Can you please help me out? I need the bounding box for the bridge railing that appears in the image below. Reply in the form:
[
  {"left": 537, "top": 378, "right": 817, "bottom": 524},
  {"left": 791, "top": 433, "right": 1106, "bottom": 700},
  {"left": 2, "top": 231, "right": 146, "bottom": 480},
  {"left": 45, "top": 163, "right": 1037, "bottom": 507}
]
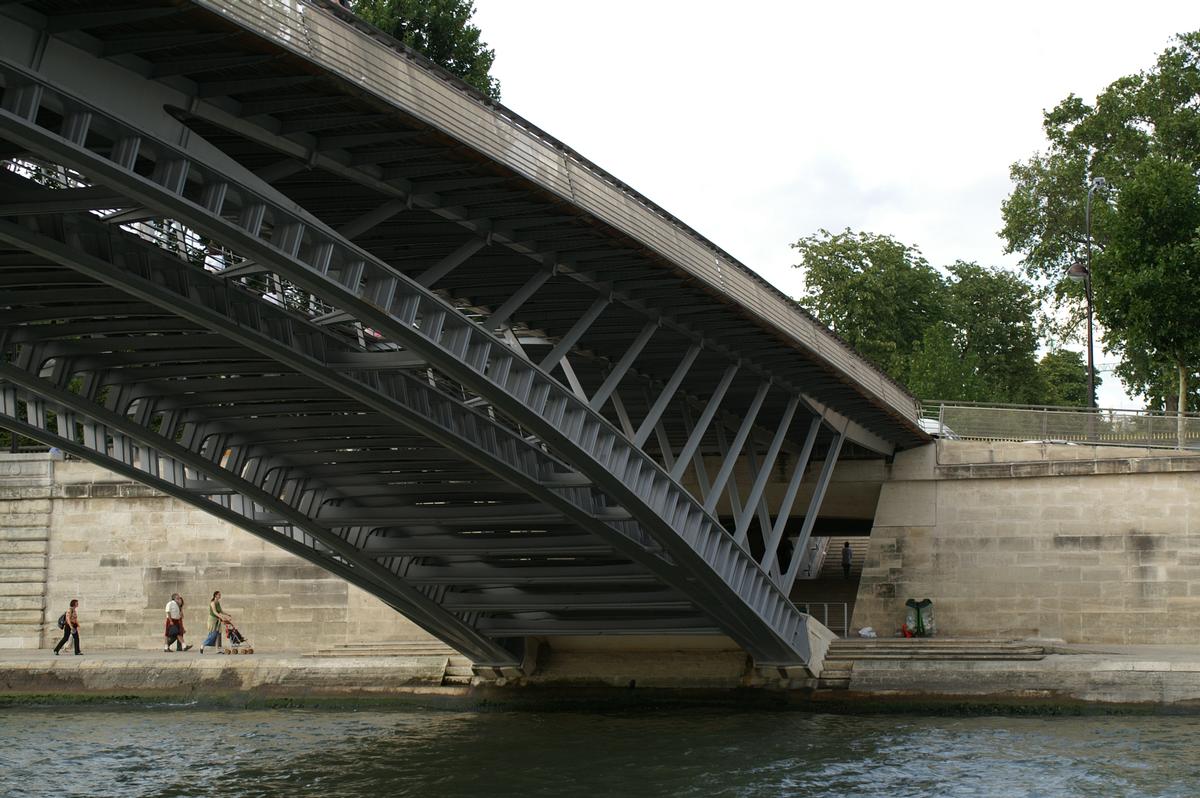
[{"left": 921, "top": 401, "right": 1200, "bottom": 450}]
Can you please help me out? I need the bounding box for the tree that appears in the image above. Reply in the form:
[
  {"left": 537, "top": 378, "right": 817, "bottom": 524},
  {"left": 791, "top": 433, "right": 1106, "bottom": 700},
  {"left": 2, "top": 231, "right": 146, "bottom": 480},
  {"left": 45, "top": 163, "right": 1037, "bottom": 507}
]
[
  {"left": 792, "top": 229, "right": 945, "bottom": 378},
  {"left": 1001, "top": 31, "right": 1200, "bottom": 412},
  {"left": 903, "top": 323, "right": 986, "bottom": 402},
  {"left": 793, "top": 230, "right": 1044, "bottom": 403},
  {"left": 1036, "top": 349, "right": 1099, "bottom": 407},
  {"left": 1098, "top": 154, "right": 1200, "bottom": 420},
  {"left": 944, "top": 261, "right": 1043, "bottom": 404},
  {"left": 353, "top": 0, "right": 501, "bottom": 100}
]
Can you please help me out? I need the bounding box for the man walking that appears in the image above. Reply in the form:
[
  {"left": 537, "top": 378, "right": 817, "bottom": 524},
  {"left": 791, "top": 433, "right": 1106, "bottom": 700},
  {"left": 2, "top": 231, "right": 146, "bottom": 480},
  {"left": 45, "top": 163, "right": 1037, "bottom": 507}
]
[
  {"left": 53, "top": 598, "right": 81, "bottom": 655},
  {"left": 841, "top": 541, "right": 853, "bottom": 580},
  {"left": 164, "top": 593, "right": 192, "bottom": 652}
]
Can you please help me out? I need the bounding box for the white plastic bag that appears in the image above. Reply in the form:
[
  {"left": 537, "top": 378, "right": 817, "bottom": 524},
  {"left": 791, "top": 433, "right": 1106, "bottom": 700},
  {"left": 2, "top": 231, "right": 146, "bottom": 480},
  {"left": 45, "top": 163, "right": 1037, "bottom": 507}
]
[{"left": 858, "top": 626, "right": 877, "bottom": 638}]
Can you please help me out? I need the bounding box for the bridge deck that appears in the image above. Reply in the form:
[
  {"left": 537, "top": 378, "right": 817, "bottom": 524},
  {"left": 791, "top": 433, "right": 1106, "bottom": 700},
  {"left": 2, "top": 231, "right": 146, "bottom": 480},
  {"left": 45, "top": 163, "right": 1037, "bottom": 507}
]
[{"left": 0, "top": 0, "right": 924, "bottom": 673}]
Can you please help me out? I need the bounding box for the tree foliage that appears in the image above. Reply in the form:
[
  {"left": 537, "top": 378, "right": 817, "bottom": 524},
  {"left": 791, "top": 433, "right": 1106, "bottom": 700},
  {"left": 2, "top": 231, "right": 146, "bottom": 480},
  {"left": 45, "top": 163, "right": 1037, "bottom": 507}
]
[
  {"left": 1100, "top": 154, "right": 1200, "bottom": 411},
  {"left": 944, "top": 261, "right": 1042, "bottom": 403},
  {"left": 793, "top": 230, "right": 1052, "bottom": 404},
  {"left": 1001, "top": 30, "right": 1200, "bottom": 409},
  {"left": 792, "top": 230, "right": 943, "bottom": 377},
  {"left": 353, "top": 0, "right": 501, "bottom": 100},
  {"left": 1036, "top": 349, "right": 1100, "bottom": 407}
]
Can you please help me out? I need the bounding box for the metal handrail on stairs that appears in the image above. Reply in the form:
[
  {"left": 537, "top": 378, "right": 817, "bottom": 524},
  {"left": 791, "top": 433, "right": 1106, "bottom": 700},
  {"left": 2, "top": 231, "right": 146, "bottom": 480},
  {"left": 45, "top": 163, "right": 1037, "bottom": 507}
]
[
  {"left": 796, "top": 602, "right": 850, "bottom": 637},
  {"left": 794, "top": 537, "right": 830, "bottom": 580}
]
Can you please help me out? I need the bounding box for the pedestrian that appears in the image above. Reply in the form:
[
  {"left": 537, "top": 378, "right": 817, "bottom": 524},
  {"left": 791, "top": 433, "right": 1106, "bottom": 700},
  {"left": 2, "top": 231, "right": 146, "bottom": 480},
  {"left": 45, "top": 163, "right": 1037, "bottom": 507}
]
[
  {"left": 841, "top": 541, "right": 853, "bottom": 580},
  {"left": 200, "top": 590, "right": 233, "bottom": 654},
  {"left": 53, "top": 598, "right": 81, "bottom": 656},
  {"left": 164, "top": 593, "right": 192, "bottom": 652}
]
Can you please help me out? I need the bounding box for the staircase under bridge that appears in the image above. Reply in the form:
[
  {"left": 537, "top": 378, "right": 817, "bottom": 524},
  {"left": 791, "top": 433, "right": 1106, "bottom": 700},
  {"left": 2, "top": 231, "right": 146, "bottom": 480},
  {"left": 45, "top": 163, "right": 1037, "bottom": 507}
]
[{"left": 0, "top": 0, "right": 926, "bottom": 676}]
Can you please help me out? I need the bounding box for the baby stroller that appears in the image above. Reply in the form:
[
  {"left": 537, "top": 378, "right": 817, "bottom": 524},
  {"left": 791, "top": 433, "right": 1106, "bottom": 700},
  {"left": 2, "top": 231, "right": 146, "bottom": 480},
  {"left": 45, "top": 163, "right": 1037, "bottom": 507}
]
[{"left": 220, "top": 617, "right": 253, "bottom": 654}]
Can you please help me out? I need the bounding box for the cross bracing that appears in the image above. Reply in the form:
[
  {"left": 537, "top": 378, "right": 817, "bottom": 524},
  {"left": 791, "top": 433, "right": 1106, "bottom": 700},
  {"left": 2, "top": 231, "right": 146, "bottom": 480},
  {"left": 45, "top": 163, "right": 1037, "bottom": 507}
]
[{"left": 0, "top": 0, "right": 927, "bottom": 674}]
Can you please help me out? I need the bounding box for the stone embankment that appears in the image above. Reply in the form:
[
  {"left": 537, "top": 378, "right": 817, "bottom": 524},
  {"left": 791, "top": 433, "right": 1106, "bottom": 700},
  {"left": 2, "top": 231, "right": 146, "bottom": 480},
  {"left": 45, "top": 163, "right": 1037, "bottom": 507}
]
[
  {"left": 0, "top": 642, "right": 469, "bottom": 705},
  {"left": 8, "top": 639, "right": 1200, "bottom": 711}
]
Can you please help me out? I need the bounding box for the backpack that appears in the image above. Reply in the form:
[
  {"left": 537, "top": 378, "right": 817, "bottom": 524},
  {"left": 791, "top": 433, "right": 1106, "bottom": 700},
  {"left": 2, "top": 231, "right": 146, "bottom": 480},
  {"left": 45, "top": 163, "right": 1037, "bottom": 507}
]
[{"left": 57, "top": 613, "right": 66, "bottom": 630}]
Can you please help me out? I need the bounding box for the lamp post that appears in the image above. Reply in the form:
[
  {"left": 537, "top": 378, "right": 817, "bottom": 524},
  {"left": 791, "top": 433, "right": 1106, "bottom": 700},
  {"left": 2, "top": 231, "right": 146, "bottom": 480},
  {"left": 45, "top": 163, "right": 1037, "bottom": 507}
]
[
  {"left": 1066, "top": 262, "right": 1094, "bottom": 407},
  {"left": 1067, "top": 176, "right": 1106, "bottom": 408}
]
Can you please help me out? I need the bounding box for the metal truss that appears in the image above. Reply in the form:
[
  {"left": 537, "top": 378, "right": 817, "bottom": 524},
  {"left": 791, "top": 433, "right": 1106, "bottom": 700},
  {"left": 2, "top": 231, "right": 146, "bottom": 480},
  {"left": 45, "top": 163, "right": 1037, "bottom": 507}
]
[{"left": 0, "top": 6, "right": 900, "bottom": 672}]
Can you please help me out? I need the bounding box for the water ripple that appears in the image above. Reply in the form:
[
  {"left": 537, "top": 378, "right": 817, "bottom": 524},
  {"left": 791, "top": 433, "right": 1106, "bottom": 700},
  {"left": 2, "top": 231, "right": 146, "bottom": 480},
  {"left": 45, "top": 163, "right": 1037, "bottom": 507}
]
[{"left": 4, "top": 707, "right": 1200, "bottom": 797}]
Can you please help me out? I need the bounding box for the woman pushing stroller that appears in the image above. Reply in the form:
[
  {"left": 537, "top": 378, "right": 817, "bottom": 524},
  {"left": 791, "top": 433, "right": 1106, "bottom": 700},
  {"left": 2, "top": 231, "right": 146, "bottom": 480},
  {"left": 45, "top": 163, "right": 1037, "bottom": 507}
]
[{"left": 200, "top": 590, "right": 233, "bottom": 654}]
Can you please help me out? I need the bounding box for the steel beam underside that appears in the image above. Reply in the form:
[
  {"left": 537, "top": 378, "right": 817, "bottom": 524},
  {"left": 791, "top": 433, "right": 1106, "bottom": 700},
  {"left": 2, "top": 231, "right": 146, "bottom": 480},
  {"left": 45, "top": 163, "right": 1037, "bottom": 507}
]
[{"left": 0, "top": 12, "right": 874, "bottom": 670}]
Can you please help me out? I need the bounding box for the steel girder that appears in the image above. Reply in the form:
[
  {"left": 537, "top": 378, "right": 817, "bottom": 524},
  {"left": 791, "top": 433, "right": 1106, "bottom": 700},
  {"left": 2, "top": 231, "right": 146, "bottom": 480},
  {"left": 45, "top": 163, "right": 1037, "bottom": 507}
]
[
  {"left": 0, "top": 218, "right": 713, "bottom": 661},
  {"left": 0, "top": 197, "right": 825, "bottom": 668},
  {"left": 0, "top": 14, "right": 860, "bottom": 671}
]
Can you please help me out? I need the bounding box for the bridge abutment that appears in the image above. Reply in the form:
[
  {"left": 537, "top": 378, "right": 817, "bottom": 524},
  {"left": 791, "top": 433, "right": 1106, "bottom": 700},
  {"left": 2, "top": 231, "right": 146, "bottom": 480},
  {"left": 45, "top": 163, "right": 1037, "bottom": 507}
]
[{"left": 855, "top": 441, "right": 1200, "bottom": 644}]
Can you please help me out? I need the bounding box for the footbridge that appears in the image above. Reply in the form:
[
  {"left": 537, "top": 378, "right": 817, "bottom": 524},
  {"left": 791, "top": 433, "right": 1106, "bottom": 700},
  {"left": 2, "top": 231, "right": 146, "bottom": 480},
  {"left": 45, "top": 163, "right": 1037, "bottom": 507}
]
[{"left": 0, "top": 0, "right": 926, "bottom": 675}]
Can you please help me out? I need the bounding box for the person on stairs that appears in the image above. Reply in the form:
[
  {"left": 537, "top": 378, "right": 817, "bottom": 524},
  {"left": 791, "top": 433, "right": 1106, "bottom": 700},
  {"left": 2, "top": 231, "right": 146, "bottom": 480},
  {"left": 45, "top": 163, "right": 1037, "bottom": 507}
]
[{"left": 842, "top": 541, "right": 853, "bottom": 580}]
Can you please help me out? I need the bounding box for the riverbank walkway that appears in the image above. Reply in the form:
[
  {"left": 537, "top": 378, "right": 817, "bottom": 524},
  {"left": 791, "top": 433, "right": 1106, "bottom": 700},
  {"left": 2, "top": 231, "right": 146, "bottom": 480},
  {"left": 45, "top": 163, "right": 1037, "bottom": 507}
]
[{"left": 5, "top": 640, "right": 1200, "bottom": 710}]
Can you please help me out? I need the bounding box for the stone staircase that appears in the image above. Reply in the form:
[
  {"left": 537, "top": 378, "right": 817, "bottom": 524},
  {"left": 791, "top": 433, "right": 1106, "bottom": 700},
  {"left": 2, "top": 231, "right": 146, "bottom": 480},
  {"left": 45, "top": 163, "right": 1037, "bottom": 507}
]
[
  {"left": 816, "top": 639, "right": 1047, "bottom": 691},
  {"left": 305, "top": 641, "right": 475, "bottom": 685},
  {"left": 789, "top": 536, "right": 871, "bottom": 636},
  {"left": 0, "top": 487, "right": 51, "bottom": 650},
  {"left": 816, "top": 537, "right": 870, "bottom": 581}
]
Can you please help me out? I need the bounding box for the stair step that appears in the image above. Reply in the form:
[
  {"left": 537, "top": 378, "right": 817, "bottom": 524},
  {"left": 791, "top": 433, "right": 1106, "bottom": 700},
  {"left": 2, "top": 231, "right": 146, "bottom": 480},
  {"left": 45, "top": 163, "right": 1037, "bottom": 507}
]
[
  {"left": 825, "top": 638, "right": 1045, "bottom": 663},
  {"left": 817, "top": 677, "right": 850, "bottom": 690},
  {"left": 827, "top": 653, "right": 1045, "bottom": 661},
  {"left": 305, "top": 641, "right": 459, "bottom": 658},
  {"left": 829, "top": 644, "right": 1044, "bottom": 652}
]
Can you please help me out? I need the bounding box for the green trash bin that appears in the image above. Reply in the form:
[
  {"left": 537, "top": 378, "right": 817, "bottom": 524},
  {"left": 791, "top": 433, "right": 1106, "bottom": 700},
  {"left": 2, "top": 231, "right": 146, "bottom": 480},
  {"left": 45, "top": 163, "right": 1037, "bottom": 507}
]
[{"left": 905, "top": 598, "right": 933, "bottom": 636}]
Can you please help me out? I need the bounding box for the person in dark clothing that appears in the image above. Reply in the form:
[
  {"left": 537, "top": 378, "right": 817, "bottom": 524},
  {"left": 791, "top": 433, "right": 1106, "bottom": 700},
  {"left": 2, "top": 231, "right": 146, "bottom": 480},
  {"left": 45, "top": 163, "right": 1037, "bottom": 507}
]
[
  {"left": 53, "top": 598, "right": 81, "bottom": 655},
  {"left": 841, "top": 542, "right": 853, "bottom": 580}
]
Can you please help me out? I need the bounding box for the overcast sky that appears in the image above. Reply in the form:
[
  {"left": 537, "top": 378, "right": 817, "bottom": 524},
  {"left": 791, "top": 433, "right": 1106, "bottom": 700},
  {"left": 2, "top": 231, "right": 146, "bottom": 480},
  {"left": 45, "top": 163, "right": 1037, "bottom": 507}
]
[{"left": 470, "top": 1, "right": 1197, "bottom": 408}]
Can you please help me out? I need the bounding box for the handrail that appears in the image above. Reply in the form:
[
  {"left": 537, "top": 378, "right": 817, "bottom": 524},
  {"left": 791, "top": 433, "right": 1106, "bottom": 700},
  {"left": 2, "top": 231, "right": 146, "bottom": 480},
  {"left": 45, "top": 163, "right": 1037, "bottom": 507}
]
[
  {"left": 921, "top": 402, "right": 1200, "bottom": 449},
  {"left": 794, "top": 536, "right": 830, "bottom": 581},
  {"left": 796, "top": 602, "right": 850, "bottom": 637}
]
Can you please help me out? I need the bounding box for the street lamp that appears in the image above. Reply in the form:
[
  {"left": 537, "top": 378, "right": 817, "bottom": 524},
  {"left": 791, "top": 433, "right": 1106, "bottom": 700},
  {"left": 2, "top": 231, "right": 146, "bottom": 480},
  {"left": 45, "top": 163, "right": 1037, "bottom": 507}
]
[
  {"left": 1066, "top": 262, "right": 1094, "bottom": 408},
  {"left": 1067, "top": 176, "right": 1107, "bottom": 408}
]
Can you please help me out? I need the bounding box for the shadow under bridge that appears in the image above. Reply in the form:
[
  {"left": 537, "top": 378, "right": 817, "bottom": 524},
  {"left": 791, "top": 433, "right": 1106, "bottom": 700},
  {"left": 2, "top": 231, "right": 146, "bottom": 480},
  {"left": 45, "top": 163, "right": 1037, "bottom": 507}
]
[{"left": 0, "top": 0, "right": 926, "bottom": 675}]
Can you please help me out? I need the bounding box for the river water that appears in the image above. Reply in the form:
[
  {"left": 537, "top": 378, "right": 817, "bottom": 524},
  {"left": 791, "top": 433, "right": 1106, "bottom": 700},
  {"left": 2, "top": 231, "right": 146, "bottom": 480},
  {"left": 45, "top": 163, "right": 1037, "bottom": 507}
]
[{"left": 4, "top": 705, "right": 1200, "bottom": 797}]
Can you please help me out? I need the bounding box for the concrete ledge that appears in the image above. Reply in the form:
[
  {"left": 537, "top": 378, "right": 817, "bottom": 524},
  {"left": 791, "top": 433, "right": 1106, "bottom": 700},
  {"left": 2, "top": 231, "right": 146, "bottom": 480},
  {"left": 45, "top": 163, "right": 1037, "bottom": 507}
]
[
  {"left": 0, "top": 650, "right": 452, "bottom": 701},
  {"left": 839, "top": 647, "right": 1200, "bottom": 708},
  {"left": 6, "top": 644, "right": 1200, "bottom": 711},
  {"left": 937, "top": 456, "right": 1200, "bottom": 480}
]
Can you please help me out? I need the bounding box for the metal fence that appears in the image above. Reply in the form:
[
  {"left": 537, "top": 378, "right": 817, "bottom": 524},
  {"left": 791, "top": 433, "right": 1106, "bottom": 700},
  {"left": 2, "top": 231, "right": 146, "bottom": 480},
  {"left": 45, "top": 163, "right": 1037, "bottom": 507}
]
[
  {"left": 921, "top": 401, "right": 1200, "bottom": 450},
  {"left": 796, "top": 602, "right": 851, "bottom": 637}
]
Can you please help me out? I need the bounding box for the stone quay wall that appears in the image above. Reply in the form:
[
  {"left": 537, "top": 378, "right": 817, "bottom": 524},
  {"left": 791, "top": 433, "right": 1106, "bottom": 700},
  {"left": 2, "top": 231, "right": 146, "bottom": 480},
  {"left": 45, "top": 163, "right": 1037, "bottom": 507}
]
[
  {"left": 0, "top": 454, "right": 432, "bottom": 651},
  {"left": 854, "top": 441, "right": 1200, "bottom": 644}
]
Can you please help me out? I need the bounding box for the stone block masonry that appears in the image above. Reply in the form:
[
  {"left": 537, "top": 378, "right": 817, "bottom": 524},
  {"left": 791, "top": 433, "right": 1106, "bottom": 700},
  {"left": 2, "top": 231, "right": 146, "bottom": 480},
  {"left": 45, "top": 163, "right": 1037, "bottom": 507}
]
[
  {"left": 0, "top": 457, "right": 52, "bottom": 648},
  {"left": 854, "top": 442, "right": 1200, "bottom": 644},
  {"left": 0, "top": 454, "right": 435, "bottom": 651}
]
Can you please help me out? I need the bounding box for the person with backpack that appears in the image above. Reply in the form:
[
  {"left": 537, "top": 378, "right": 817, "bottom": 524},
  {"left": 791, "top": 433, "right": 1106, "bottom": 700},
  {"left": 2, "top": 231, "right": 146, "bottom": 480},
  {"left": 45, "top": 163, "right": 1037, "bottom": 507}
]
[{"left": 53, "top": 599, "right": 81, "bottom": 656}]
